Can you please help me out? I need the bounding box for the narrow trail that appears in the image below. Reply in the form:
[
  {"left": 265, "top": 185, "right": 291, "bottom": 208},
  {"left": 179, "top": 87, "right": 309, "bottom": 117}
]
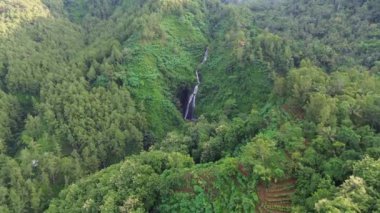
[{"left": 184, "top": 47, "right": 209, "bottom": 120}]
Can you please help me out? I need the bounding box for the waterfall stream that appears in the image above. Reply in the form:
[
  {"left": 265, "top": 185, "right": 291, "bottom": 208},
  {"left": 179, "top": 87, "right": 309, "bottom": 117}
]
[{"left": 184, "top": 47, "right": 209, "bottom": 120}]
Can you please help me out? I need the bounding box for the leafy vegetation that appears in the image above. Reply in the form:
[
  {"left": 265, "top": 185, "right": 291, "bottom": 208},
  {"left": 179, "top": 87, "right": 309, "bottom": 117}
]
[
  {"left": 250, "top": 0, "right": 380, "bottom": 71},
  {"left": 0, "top": 0, "right": 379, "bottom": 212}
]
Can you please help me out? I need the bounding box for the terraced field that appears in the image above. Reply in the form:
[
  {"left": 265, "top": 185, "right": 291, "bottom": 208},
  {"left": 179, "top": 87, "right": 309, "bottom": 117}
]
[{"left": 257, "top": 179, "right": 296, "bottom": 213}]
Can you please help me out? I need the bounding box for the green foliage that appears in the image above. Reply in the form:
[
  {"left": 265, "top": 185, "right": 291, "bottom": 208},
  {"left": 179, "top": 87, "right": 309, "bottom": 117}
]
[
  {"left": 0, "top": 147, "right": 83, "bottom": 212},
  {"left": 0, "top": 0, "right": 50, "bottom": 35},
  {"left": 353, "top": 156, "right": 380, "bottom": 191},
  {"left": 47, "top": 151, "right": 194, "bottom": 212},
  {"left": 278, "top": 63, "right": 380, "bottom": 211},
  {"left": 286, "top": 62, "right": 328, "bottom": 106},
  {"left": 34, "top": 81, "right": 144, "bottom": 170},
  {"left": 159, "top": 157, "right": 258, "bottom": 212},
  {"left": 157, "top": 109, "right": 265, "bottom": 163},
  {"left": 251, "top": 0, "right": 380, "bottom": 70},
  {"left": 241, "top": 134, "right": 286, "bottom": 182},
  {"left": 0, "top": 0, "right": 379, "bottom": 212},
  {"left": 0, "top": 91, "right": 21, "bottom": 154},
  {"left": 315, "top": 176, "right": 378, "bottom": 212}
]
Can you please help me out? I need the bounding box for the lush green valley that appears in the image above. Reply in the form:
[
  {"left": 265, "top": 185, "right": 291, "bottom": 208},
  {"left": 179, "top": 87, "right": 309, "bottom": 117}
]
[{"left": 0, "top": 0, "right": 379, "bottom": 212}]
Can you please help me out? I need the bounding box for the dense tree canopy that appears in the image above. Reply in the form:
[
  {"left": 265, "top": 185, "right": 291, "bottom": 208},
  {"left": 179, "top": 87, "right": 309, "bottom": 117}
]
[{"left": 0, "top": 0, "right": 379, "bottom": 212}]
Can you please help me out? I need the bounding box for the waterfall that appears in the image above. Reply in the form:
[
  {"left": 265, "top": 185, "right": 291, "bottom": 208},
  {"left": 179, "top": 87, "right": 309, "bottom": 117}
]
[{"left": 184, "top": 47, "right": 209, "bottom": 120}]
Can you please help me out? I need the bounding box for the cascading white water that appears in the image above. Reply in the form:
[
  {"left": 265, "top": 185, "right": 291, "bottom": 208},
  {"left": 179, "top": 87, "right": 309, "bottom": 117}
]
[{"left": 184, "top": 47, "right": 209, "bottom": 120}]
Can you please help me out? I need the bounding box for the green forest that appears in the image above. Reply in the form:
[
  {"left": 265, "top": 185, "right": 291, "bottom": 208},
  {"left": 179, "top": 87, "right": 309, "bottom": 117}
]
[{"left": 0, "top": 0, "right": 379, "bottom": 212}]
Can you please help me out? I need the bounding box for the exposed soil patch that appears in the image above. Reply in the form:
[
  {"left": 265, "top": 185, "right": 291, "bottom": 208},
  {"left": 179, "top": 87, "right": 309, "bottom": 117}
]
[{"left": 256, "top": 178, "right": 296, "bottom": 213}]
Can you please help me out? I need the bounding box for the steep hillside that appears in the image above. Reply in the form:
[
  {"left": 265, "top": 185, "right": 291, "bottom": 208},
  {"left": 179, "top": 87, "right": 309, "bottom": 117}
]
[{"left": 0, "top": 0, "right": 379, "bottom": 212}]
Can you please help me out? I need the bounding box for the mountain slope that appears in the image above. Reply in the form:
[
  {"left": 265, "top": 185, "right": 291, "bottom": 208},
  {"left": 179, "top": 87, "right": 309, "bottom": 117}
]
[
  {"left": 0, "top": 0, "right": 379, "bottom": 212},
  {"left": 0, "top": 0, "right": 276, "bottom": 211}
]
